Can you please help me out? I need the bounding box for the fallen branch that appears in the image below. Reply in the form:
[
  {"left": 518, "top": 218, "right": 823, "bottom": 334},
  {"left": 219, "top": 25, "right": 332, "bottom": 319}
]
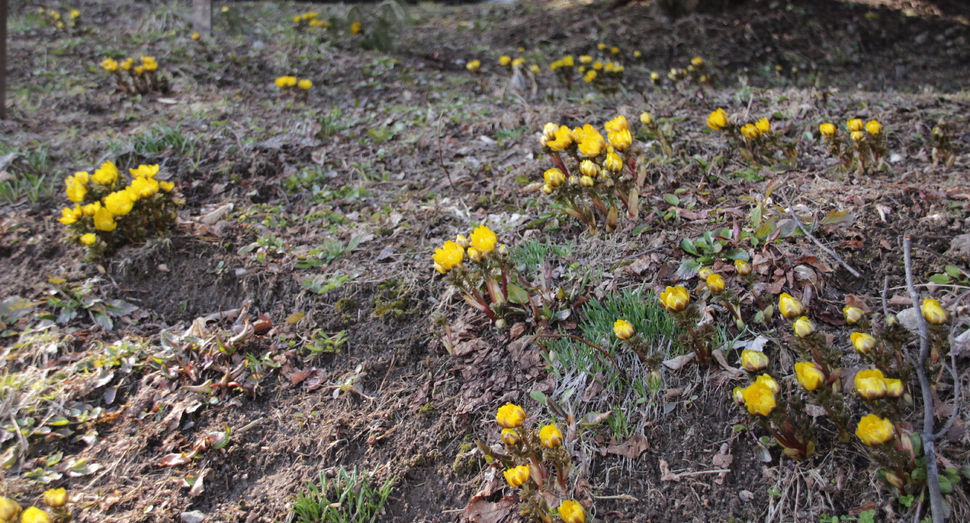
[
  {"left": 783, "top": 192, "right": 861, "bottom": 278},
  {"left": 904, "top": 235, "right": 943, "bottom": 523}
]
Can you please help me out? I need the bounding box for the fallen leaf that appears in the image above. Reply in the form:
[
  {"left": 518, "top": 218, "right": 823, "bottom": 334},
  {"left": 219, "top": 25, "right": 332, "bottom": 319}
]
[
  {"left": 659, "top": 460, "right": 680, "bottom": 482},
  {"left": 462, "top": 494, "right": 515, "bottom": 523},
  {"left": 606, "top": 434, "right": 650, "bottom": 459},
  {"left": 188, "top": 469, "right": 207, "bottom": 497},
  {"left": 662, "top": 352, "right": 695, "bottom": 370}
]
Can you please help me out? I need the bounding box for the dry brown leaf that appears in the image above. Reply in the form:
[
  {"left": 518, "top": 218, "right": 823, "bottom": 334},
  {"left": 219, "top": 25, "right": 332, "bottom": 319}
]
[
  {"left": 662, "top": 352, "right": 695, "bottom": 370},
  {"left": 462, "top": 494, "right": 515, "bottom": 523},
  {"left": 606, "top": 434, "right": 650, "bottom": 459},
  {"left": 659, "top": 460, "right": 680, "bottom": 482}
]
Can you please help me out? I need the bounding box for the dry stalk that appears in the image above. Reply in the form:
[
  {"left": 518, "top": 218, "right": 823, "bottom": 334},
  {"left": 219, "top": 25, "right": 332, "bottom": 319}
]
[{"left": 783, "top": 191, "right": 861, "bottom": 278}]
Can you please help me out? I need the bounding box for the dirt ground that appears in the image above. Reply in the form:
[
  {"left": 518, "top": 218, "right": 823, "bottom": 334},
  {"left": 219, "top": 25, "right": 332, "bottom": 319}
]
[{"left": 1, "top": 0, "right": 969, "bottom": 522}]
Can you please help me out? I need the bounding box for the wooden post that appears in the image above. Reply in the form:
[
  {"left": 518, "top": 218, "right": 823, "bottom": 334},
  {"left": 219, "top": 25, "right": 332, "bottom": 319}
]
[
  {"left": 1, "top": 0, "right": 8, "bottom": 119},
  {"left": 192, "top": 0, "right": 211, "bottom": 37}
]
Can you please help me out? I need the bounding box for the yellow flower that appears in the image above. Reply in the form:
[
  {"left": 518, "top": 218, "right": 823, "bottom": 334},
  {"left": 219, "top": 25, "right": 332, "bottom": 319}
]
[
  {"left": 698, "top": 267, "right": 713, "bottom": 280},
  {"left": 583, "top": 70, "right": 597, "bottom": 83},
  {"left": 504, "top": 465, "right": 530, "bottom": 488},
  {"left": 500, "top": 428, "right": 520, "bottom": 447},
  {"left": 467, "top": 247, "right": 482, "bottom": 263},
  {"left": 470, "top": 225, "right": 497, "bottom": 253},
  {"left": 607, "top": 129, "right": 632, "bottom": 151},
  {"left": 80, "top": 233, "right": 97, "bottom": 246},
  {"left": 659, "top": 286, "right": 689, "bottom": 312},
  {"left": 134, "top": 65, "right": 145, "bottom": 75},
  {"left": 603, "top": 151, "right": 623, "bottom": 172},
  {"left": 141, "top": 57, "right": 158, "bottom": 72},
  {"left": 610, "top": 46, "right": 620, "bottom": 55},
  {"left": 884, "top": 378, "right": 904, "bottom": 398},
  {"left": 706, "top": 108, "right": 729, "bottom": 131},
  {"left": 499, "top": 55, "right": 511, "bottom": 67},
  {"left": 0, "top": 497, "right": 22, "bottom": 522},
  {"left": 81, "top": 201, "right": 101, "bottom": 217},
  {"left": 579, "top": 175, "right": 594, "bottom": 187},
  {"left": 639, "top": 112, "right": 653, "bottom": 126},
  {"left": 865, "top": 120, "right": 882, "bottom": 135},
  {"left": 298, "top": 79, "right": 313, "bottom": 90},
  {"left": 850, "top": 130, "right": 865, "bottom": 142},
  {"left": 755, "top": 118, "right": 771, "bottom": 134},
  {"left": 856, "top": 414, "right": 894, "bottom": 446},
  {"left": 843, "top": 306, "right": 864, "bottom": 325},
  {"left": 544, "top": 168, "right": 566, "bottom": 187},
  {"left": 706, "top": 274, "right": 725, "bottom": 293},
  {"left": 741, "top": 382, "right": 776, "bottom": 416},
  {"left": 850, "top": 332, "right": 877, "bottom": 354},
  {"left": 511, "top": 57, "right": 525, "bottom": 67},
  {"left": 104, "top": 191, "right": 135, "bottom": 216},
  {"left": 756, "top": 374, "right": 780, "bottom": 394},
  {"left": 740, "top": 350, "right": 768, "bottom": 372},
  {"left": 129, "top": 164, "right": 159, "bottom": 178},
  {"left": 578, "top": 160, "right": 599, "bottom": 178},
  {"left": 793, "top": 316, "right": 815, "bottom": 338},
  {"left": 732, "top": 386, "right": 745, "bottom": 406},
  {"left": 734, "top": 259, "right": 752, "bottom": 275},
  {"left": 432, "top": 241, "right": 463, "bottom": 274},
  {"left": 159, "top": 180, "right": 175, "bottom": 192},
  {"left": 547, "top": 126, "right": 573, "bottom": 151},
  {"left": 131, "top": 176, "right": 160, "bottom": 198},
  {"left": 350, "top": 21, "right": 362, "bottom": 34},
  {"left": 847, "top": 119, "right": 864, "bottom": 132},
  {"left": 58, "top": 206, "right": 82, "bottom": 225},
  {"left": 42, "top": 489, "right": 67, "bottom": 509},
  {"left": 604, "top": 115, "right": 629, "bottom": 133},
  {"left": 466, "top": 60, "right": 481, "bottom": 72},
  {"left": 21, "top": 507, "right": 52, "bottom": 523},
  {"left": 592, "top": 61, "right": 603, "bottom": 71},
  {"left": 613, "top": 319, "right": 634, "bottom": 340},
  {"left": 819, "top": 123, "right": 836, "bottom": 137},
  {"left": 691, "top": 56, "right": 704, "bottom": 66},
  {"left": 70, "top": 10, "right": 81, "bottom": 18},
  {"left": 597, "top": 42, "right": 607, "bottom": 51},
  {"left": 579, "top": 55, "right": 592, "bottom": 65},
  {"left": 559, "top": 500, "right": 586, "bottom": 523},
  {"left": 634, "top": 50, "right": 642, "bottom": 58},
  {"left": 539, "top": 424, "right": 563, "bottom": 448},
  {"left": 93, "top": 207, "right": 117, "bottom": 232},
  {"left": 529, "top": 64, "right": 541, "bottom": 74},
  {"left": 740, "top": 123, "right": 760, "bottom": 140},
  {"left": 275, "top": 76, "right": 290, "bottom": 88},
  {"left": 578, "top": 135, "right": 605, "bottom": 158},
  {"left": 496, "top": 403, "right": 526, "bottom": 429},
  {"left": 778, "top": 293, "right": 804, "bottom": 320},
  {"left": 119, "top": 58, "right": 133, "bottom": 71},
  {"left": 921, "top": 298, "right": 948, "bottom": 325},
  {"left": 794, "top": 362, "right": 825, "bottom": 391},
  {"left": 191, "top": 32, "right": 201, "bottom": 41},
  {"left": 562, "top": 56, "right": 574, "bottom": 68},
  {"left": 100, "top": 58, "right": 119, "bottom": 72},
  {"left": 650, "top": 71, "right": 660, "bottom": 83},
  {"left": 65, "top": 180, "right": 87, "bottom": 203},
  {"left": 92, "top": 161, "right": 119, "bottom": 185},
  {"left": 854, "top": 368, "right": 887, "bottom": 400}
]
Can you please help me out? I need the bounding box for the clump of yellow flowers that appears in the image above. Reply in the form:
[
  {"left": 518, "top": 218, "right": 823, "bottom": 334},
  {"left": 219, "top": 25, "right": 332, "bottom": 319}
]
[
  {"left": 99, "top": 56, "right": 168, "bottom": 96},
  {"left": 537, "top": 114, "right": 645, "bottom": 233},
  {"left": 56, "top": 161, "right": 182, "bottom": 257},
  {"left": 274, "top": 76, "right": 313, "bottom": 102},
  {"left": 39, "top": 7, "right": 83, "bottom": 34},
  {"left": 708, "top": 109, "right": 796, "bottom": 166},
  {"left": 548, "top": 56, "right": 575, "bottom": 90},
  {"left": 476, "top": 403, "right": 589, "bottom": 523},
  {"left": 819, "top": 117, "right": 887, "bottom": 175},
  {"left": 292, "top": 11, "right": 331, "bottom": 29},
  {"left": 432, "top": 225, "right": 528, "bottom": 327},
  {"left": 0, "top": 487, "right": 71, "bottom": 523}
]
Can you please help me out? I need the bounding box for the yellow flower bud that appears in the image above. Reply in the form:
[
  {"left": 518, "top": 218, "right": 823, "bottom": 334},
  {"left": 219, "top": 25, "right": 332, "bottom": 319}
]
[
  {"left": 740, "top": 350, "right": 768, "bottom": 372},
  {"left": 58, "top": 206, "right": 82, "bottom": 225},
  {"left": 496, "top": 403, "right": 526, "bottom": 429},
  {"left": 698, "top": 267, "right": 714, "bottom": 280},
  {"left": 499, "top": 55, "right": 511, "bottom": 67},
  {"left": 613, "top": 319, "right": 634, "bottom": 340},
  {"left": 559, "top": 500, "right": 587, "bottom": 523},
  {"left": 755, "top": 118, "right": 771, "bottom": 134},
  {"left": 500, "top": 428, "right": 520, "bottom": 447},
  {"left": 659, "top": 286, "right": 689, "bottom": 312},
  {"left": 706, "top": 108, "right": 729, "bottom": 131},
  {"left": 740, "top": 123, "right": 760, "bottom": 140},
  {"left": 607, "top": 129, "right": 632, "bottom": 151},
  {"left": 843, "top": 306, "right": 865, "bottom": 325},
  {"left": 819, "top": 123, "right": 836, "bottom": 137},
  {"left": 504, "top": 465, "right": 530, "bottom": 487},
  {"left": 298, "top": 79, "right": 313, "bottom": 90},
  {"left": 93, "top": 207, "right": 117, "bottom": 232},
  {"left": 539, "top": 424, "right": 563, "bottom": 448},
  {"left": 884, "top": 378, "right": 904, "bottom": 399},
  {"left": 547, "top": 125, "right": 573, "bottom": 151},
  {"left": 921, "top": 298, "right": 948, "bottom": 325},
  {"left": 854, "top": 369, "right": 887, "bottom": 401},
  {"left": 544, "top": 168, "right": 566, "bottom": 187},
  {"left": 579, "top": 175, "right": 595, "bottom": 187},
  {"left": 21, "top": 507, "right": 53, "bottom": 523},
  {"left": 794, "top": 362, "right": 825, "bottom": 391},
  {"left": 865, "top": 120, "right": 882, "bottom": 135},
  {"left": 732, "top": 386, "right": 746, "bottom": 406},
  {"left": 640, "top": 112, "right": 653, "bottom": 125},
  {"left": 847, "top": 119, "right": 864, "bottom": 132},
  {"left": 579, "top": 160, "right": 599, "bottom": 178},
  {"left": 467, "top": 247, "right": 482, "bottom": 263},
  {"left": 856, "top": 413, "right": 894, "bottom": 446},
  {"left": 734, "top": 259, "right": 752, "bottom": 275},
  {"left": 603, "top": 151, "right": 623, "bottom": 172},
  {"left": 42, "top": 488, "right": 67, "bottom": 509},
  {"left": 755, "top": 374, "right": 780, "bottom": 394},
  {"left": 80, "top": 233, "right": 97, "bottom": 246},
  {"left": 0, "top": 497, "right": 22, "bottom": 522},
  {"left": 778, "top": 293, "right": 804, "bottom": 320},
  {"left": 850, "top": 332, "right": 877, "bottom": 355},
  {"left": 706, "top": 274, "right": 725, "bottom": 293},
  {"left": 604, "top": 115, "right": 629, "bottom": 133},
  {"left": 793, "top": 316, "right": 816, "bottom": 338},
  {"left": 850, "top": 130, "right": 865, "bottom": 142},
  {"left": 543, "top": 122, "right": 559, "bottom": 139},
  {"left": 691, "top": 56, "right": 704, "bottom": 66}
]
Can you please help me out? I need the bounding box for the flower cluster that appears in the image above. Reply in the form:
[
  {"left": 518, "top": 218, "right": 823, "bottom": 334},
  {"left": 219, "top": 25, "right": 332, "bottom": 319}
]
[
  {"left": 292, "top": 11, "right": 331, "bottom": 29},
  {"left": 39, "top": 7, "right": 83, "bottom": 33},
  {"left": 274, "top": 76, "right": 313, "bottom": 102},
  {"left": 666, "top": 56, "right": 712, "bottom": 88},
  {"left": 0, "top": 488, "right": 71, "bottom": 523},
  {"left": 708, "top": 108, "right": 795, "bottom": 165},
  {"left": 480, "top": 403, "right": 588, "bottom": 523},
  {"left": 576, "top": 58, "right": 625, "bottom": 93},
  {"left": 100, "top": 55, "right": 168, "bottom": 96},
  {"left": 350, "top": 20, "right": 363, "bottom": 35},
  {"left": 548, "top": 55, "right": 576, "bottom": 88},
  {"left": 56, "top": 162, "right": 182, "bottom": 256},
  {"left": 537, "top": 115, "right": 643, "bottom": 232},
  {"left": 819, "top": 118, "right": 886, "bottom": 175},
  {"left": 432, "top": 225, "right": 525, "bottom": 326}
]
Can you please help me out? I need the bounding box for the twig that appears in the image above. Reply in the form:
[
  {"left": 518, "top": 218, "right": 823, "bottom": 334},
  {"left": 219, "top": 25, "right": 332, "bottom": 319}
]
[
  {"left": 935, "top": 289, "right": 970, "bottom": 439},
  {"left": 436, "top": 113, "right": 458, "bottom": 194},
  {"left": 783, "top": 192, "right": 861, "bottom": 278},
  {"left": 532, "top": 332, "right": 628, "bottom": 380},
  {"left": 904, "top": 235, "right": 944, "bottom": 523},
  {"left": 881, "top": 276, "right": 891, "bottom": 323}
]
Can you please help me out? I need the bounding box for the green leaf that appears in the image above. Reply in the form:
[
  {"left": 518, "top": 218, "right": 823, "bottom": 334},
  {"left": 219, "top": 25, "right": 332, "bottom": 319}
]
[
  {"left": 820, "top": 209, "right": 855, "bottom": 226},
  {"left": 680, "top": 238, "right": 698, "bottom": 255},
  {"left": 724, "top": 248, "right": 750, "bottom": 261},
  {"left": 938, "top": 476, "right": 953, "bottom": 494},
  {"left": 944, "top": 265, "right": 964, "bottom": 278},
  {"left": 49, "top": 417, "right": 71, "bottom": 427},
  {"left": 929, "top": 274, "right": 952, "bottom": 284},
  {"left": 529, "top": 391, "right": 547, "bottom": 405},
  {"left": 664, "top": 194, "right": 679, "bottom": 206},
  {"left": 507, "top": 284, "right": 529, "bottom": 305}
]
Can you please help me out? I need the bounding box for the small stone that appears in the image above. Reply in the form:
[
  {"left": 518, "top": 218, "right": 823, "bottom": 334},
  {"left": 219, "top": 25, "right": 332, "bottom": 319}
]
[
  {"left": 896, "top": 307, "right": 920, "bottom": 334},
  {"left": 181, "top": 511, "right": 207, "bottom": 523},
  {"left": 946, "top": 234, "right": 970, "bottom": 263},
  {"left": 739, "top": 490, "right": 755, "bottom": 502}
]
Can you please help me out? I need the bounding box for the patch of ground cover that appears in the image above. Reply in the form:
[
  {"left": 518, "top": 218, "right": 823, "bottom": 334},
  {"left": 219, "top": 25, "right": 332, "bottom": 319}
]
[{"left": 2, "top": 1, "right": 969, "bottom": 523}]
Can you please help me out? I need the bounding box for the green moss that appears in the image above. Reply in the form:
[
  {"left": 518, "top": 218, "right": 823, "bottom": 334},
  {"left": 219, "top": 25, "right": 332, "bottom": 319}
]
[
  {"left": 418, "top": 401, "right": 436, "bottom": 416},
  {"left": 335, "top": 297, "right": 357, "bottom": 313}
]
